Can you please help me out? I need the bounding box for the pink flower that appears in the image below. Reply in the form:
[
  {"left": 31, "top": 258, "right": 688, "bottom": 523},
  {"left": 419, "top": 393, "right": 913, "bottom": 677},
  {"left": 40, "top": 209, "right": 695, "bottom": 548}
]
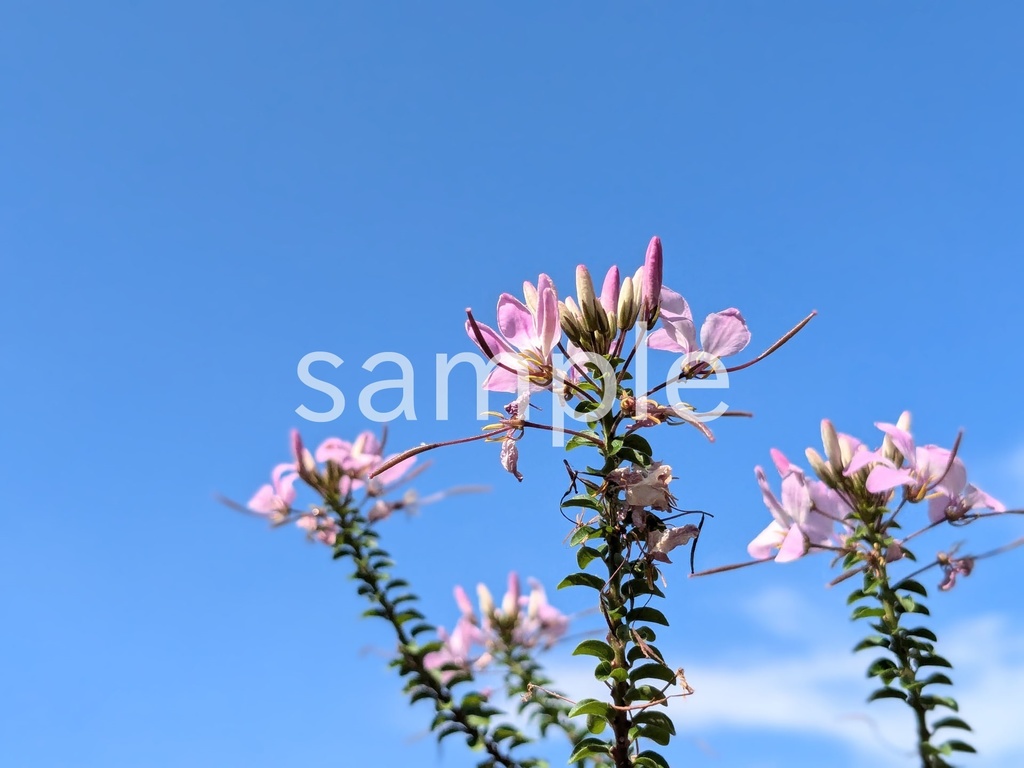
[
  {"left": 423, "top": 617, "right": 488, "bottom": 681},
  {"left": 247, "top": 463, "right": 298, "bottom": 518},
  {"left": 467, "top": 274, "right": 560, "bottom": 392},
  {"left": 647, "top": 287, "right": 750, "bottom": 362},
  {"left": 844, "top": 424, "right": 1003, "bottom": 520},
  {"left": 294, "top": 513, "right": 339, "bottom": 546},
  {"left": 314, "top": 432, "right": 416, "bottom": 494},
  {"left": 926, "top": 459, "right": 1005, "bottom": 523},
  {"left": 748, "top": 450, "right": 845, "bottom": 562},
  {"left": 518, "top": 579, "right": 569, "bottom": 648}
]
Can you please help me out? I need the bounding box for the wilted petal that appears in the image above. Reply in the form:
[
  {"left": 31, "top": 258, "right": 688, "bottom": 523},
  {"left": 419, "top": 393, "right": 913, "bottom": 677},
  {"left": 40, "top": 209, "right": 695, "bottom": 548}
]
[{"left": 500, "top": 437, "right": 524, "bottom": 481}]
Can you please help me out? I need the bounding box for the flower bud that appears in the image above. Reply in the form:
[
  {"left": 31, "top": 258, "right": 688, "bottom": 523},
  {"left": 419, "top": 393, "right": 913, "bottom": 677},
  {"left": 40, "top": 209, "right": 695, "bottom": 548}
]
[
  {"left": 817, "top": 420, "right": 839, "bottom": 473},
  {"left": 501, "top": 572, "right": 521, "bottom": 618},
  {"left": 575, "top": 265, "right": 597, "bottom": 316},
  {"left": 805, "top": 447, "right": 829, "bottom": 480},
  {"left": 600, "top": 265, "right": 620, "bottom": 315},
  {"left": 642, "top": 236, "right": 663, "bottom": 323},
  {"left": 476, "top": 583, "right": 494, "bottom": 618},
  {"left": 617, "top": 275, "right": 640, "bottom": 331}
]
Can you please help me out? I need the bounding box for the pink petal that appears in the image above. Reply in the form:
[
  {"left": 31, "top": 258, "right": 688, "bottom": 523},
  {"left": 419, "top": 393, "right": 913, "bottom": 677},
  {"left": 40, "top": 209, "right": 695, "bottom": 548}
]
[
  {"left": 699, "top": 309, "right": 751, "bottom": 358},
  {"left": 748, "top": 521, "right": 786, "bottom": 559},
  {"left": 535, "top": 274, "right": 560, "bottom": 356},
  {"left": 467, "top": 319, "right": 515, "bottom": 360},
  {"left": 658, "top": 286, "right": 692, "bottom": 324},
  {"left": 646, "top": 327, "right": 685, "bottom": 352},
  {"left": 866, "top": 465, "right": 914, "bottom": 493},
  {"left": 775, "top": 526, "right": 808, "bottom": 562},
  {"left": 316, "top": 437, "right": 352, "bottom": 465},
  {"left": 496, "top": 294, "right": 535, "bottom": 349},
  {"left": 876, "top": 423, "right": 915, "bottom": 466}
]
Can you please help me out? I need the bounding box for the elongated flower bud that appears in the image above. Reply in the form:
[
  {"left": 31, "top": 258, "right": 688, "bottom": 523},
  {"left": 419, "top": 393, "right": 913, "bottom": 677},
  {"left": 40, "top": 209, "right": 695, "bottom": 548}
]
[
  {"left": 618, "top": 275, "right": 640, "bottom": 331},
  {"left": 575, "top": 265, "right": 597, "bottom": 315},
  {"left": 600, "top": 265, "right": 620, "bottom": 315},
  {"left": 476, "top": 583, "right": 494, "bottom": 618},
  {"left": 642, "top": 236, "right": 663, "bottom": 323},
  {"left": 821, "top": 419, "right": 842, "bottom": 474}
]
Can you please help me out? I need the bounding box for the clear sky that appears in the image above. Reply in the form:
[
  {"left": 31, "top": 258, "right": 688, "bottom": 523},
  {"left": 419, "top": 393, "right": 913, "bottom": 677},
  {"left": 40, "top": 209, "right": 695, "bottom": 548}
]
[{"left": 3, "top": 3, "right": 1023, "bottom": 767}]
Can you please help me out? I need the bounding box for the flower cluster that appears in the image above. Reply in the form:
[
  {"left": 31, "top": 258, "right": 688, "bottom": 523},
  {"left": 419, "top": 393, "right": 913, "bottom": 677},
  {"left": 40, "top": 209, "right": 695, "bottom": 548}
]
[
  {"left": 461, "top": 236, "right": 753, "bottom": 481},
  {"left": 246, "top": 429, "right": 420, "bottom": 544},
  {"left": 424, "top": 572, "right": 570, "bottom": 680},
  {"left": 750, "top": 413, "right": 1006, "bottom": 565}
]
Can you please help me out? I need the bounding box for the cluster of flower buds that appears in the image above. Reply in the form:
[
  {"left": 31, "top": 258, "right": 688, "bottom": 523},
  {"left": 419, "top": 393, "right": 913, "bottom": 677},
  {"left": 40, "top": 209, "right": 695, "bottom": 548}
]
[
  {"left": 750, "top": 413, "right": 1006, "bottom": 568},
  {"left": 245, "top": 429, "right": 421, "bottom": 540},
  {"left": 424, "top": 572, "right": 570, "bottom": 680},
  {"left": 558, "top": 236, "right": 663, "bottom": 355}
]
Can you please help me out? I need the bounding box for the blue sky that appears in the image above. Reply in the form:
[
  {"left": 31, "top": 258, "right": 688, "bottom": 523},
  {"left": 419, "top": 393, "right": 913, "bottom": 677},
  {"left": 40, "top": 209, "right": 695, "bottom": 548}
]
[{"left": 3, "top": 2, "right": 1024, "bottom": 767}]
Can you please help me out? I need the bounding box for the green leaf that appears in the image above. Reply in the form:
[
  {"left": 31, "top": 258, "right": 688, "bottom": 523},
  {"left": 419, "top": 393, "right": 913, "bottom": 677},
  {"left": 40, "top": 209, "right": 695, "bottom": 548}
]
[
  {"left": 629, "top": 663, "right": 677, "bottom": 685},
  {"left": 576, "top": 546, "right": 602, "bottom": 570},
  {"left": 868, "top": 687, "right": 907, "bottom": 702},
  {"left": 585, "top": 714, "right": 607, "bottom": 735},
  {"left": 570, "top": 526, "right": 598, "bottom": 547},
  {"left": 853, "top": 635, "right": 889, "bottom": 652},
  {"left": 566, "top": 431, "right": 601, "bottom": 451},
  {"left": 622, "top": 433, "right": 653, "bottom": 454},
  {"left": 918, "top": 655, "right": 953, "bottom": 669},
  {"left": 632, "top": 710, "right": 676, "bottom": 734},
  {"left": 562, "top": 494, "right": 602, "bottom": 511},
  {"left": 568, "top": 698, "right": 611, "bottom": 719},
  {"left": 932, "top": 716, "right": 972, "bottom": 732},
  {"left": 622, "top": 578, "right": 665, "bottom": 600},
  {"left": 920, "top": 694, "right": 959, "bottom": 711},
  {"left": 851, "top": 606, "right": 886, "bottom": 620},
  {"left": 617, "top": 447, "right": 651, "bottom": 466},
  {"left": 635, "top": 750, "right": 670, "bottom": 768},
  {"left": 567, "top": 737, "right": 611, "bottom": 763},
  {"left": 634, "top": 724, "right": 672, "bottom": 746},
  {"left": 572, "top": 639, "right": 615, "bottom": 662},
  {"left": 625, "top": 606, "right": 670, "bottom": 626},
  {"left": 905, "top": 626, "right": 939, "bottom": 642},
  {"left": 919, "top": 672, "right": 954, "bottom": 688},
  {"left": 866, "top": 658, "right": 898, "bottom": 676},
  {"left": 894, "top": 578, "right": 928, "bottom": 596},
  {"left": 557, "top": 572, "right": 606, "bottom": 591},
  {"left": 940, "top": 739, "right": 977, "bottom": 754},
  {"left": 846, "top": 588, "right": 868, "bottom": 605}
]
